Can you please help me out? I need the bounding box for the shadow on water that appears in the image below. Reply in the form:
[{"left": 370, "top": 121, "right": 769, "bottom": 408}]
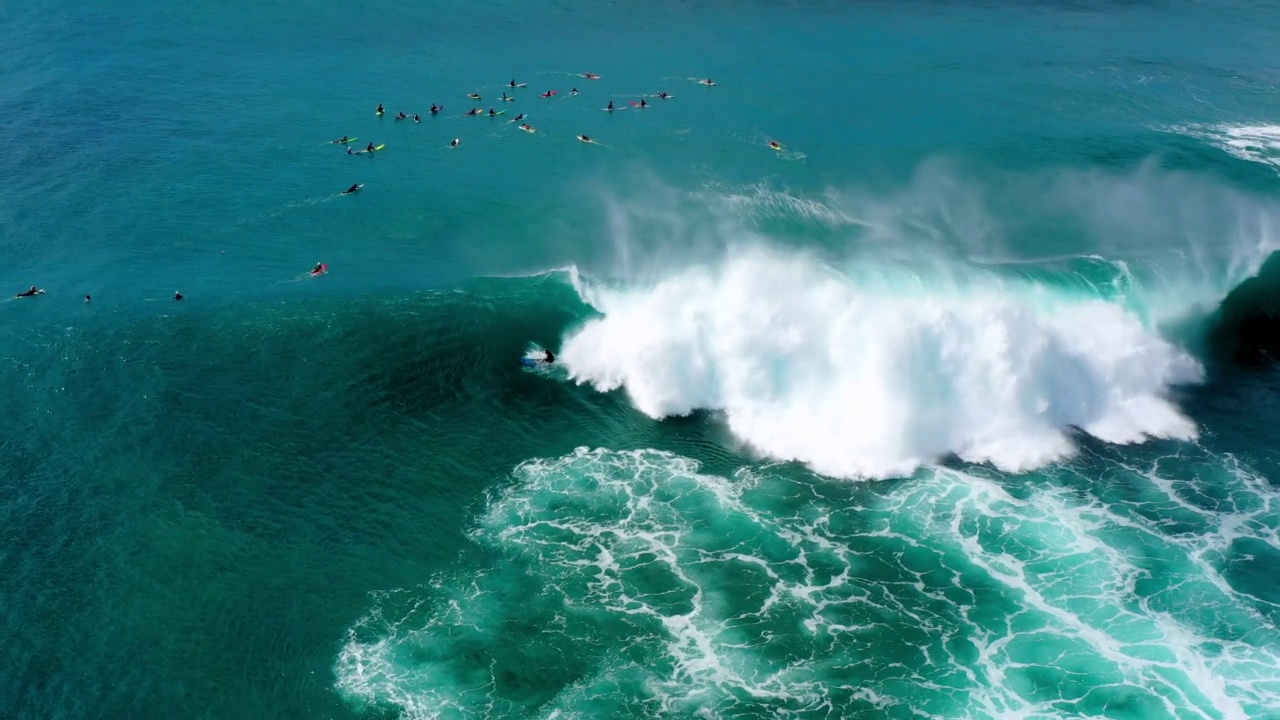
[{"left": 0, "top": 279, "right": 785, "bottom": 719}]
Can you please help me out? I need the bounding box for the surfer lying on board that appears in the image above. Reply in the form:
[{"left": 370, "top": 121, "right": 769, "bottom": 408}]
[
  {"left": 343, "top": 184, "right": 361, "bottom": 194},
  {"left": 396, "top": 111, "right": 406, "bottom": 120},
  {"left": 769, "top": 141, "right": 782, "bottom": 150},
  {"left": 658, "top": 92, "right": 670, "bottom": 99},
  {"left": 333, "top": 135, "right": 349, "bottom": 144},
  {"left": 312, "top": 263, "right": 326, "bottom": 275},
  {"left": 15, "top": 286, "right": 43, "bottom": 298},
  {"left": 431, "top": 103, "right": 440, "bottom": 114}
]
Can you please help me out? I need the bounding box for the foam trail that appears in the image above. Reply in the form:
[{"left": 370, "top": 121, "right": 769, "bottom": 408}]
[{"left": 562, "top": 249, "right": 1204, "bottom": 479}]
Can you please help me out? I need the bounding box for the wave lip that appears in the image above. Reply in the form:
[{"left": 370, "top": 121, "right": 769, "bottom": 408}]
[{"left": 562, "top": 249, "right": 1204, "bottom": 479}]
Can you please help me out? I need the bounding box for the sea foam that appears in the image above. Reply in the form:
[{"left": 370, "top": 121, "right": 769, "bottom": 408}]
[{"left": 563, "top": 248, "right": 1204, "bottom": 479}]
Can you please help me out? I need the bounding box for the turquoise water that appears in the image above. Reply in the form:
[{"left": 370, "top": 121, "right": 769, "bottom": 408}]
[{"left": 7, "top": 1, "right": 1280, "bottom": 718}]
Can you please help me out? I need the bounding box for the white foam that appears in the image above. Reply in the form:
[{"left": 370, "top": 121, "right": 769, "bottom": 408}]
[
  {"left": 562, "top": 248, "right": 1203, "bottom": 479},
  {"left": 1174, "top": 123, "right": 1280, "bottom": 171}
]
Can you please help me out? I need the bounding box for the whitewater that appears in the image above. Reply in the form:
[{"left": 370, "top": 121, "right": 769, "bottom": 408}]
[{"left": 558, "top": 163, "right": 1280, "bottom": 480}]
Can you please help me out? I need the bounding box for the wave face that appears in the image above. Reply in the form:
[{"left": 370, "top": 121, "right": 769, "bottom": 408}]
[{"left": 553, "top": 164, "right": 1280, "bottom": 479}]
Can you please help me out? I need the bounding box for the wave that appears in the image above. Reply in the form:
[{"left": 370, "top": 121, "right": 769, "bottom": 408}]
[
  {"left": 1170, "top": 123, "right": 1280, "bottom": 173},
  {"left": 562, "top": 248, "right": 1203, "bottom": 479},
  {"left": 1205, "top": 250, "right": 1280, "bottom": 364},
  {"left": 549, "top": 163, "right": 1280, "bottom": 480}
]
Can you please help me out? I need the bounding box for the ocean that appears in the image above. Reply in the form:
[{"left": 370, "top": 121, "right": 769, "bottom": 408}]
[{"left": 5, "top": 1, "right": 1280, "bottom": 718}]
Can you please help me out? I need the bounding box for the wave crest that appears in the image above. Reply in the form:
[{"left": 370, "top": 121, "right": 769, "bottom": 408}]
[{"left": 562, "top": 249, "right": 1204, "bottom": 479}]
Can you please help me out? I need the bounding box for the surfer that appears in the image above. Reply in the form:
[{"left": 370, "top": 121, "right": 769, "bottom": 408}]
[
  {"left": 430, "top": 103, "right": 439, "bottom": 114},
  {"left": 639, "top": 98, "right": 647, "bottom": 108},
  {"left": 769, "top": 141, "right": 781, "bottom": 150},
  {"left": 376, "top": 103, "right": 384, "bottom": 114},
  {"left": 541, "top": 90, "right": 554, "bottom": 98},
  {"left": 396, "top": 111, "right": 406, "bottom": 120},
  {"left": 509, "top": 79, "right": 517, "bottom": 88},
  {"left": 174, "top": 292, "right": 184, "bottom": 301},
  {"left": 342, "top": 184, "right": 361, "bottom": 194},
  {"left": 607, "top": 100, "right": 614, "bottom": 111},
  {"left": 578, "top": 134, "right": 592, "bottom": 143},
  {"left": 488, "top": 107, "right": 497, "bottom": 117},
  {"left": 450, "top": 138, "right": 460, "bottom": 148},
  {"left": 413, "top": 113, "right": 420, "bottom": 122},
  {"left": 15, "top": 286, "right": 42, "bottom": 298},
  {"left": 334, "top": 135, "right": 349, "bottom": 144},
  {"left": 543, "top": 350, "right": 555, "bottom": 364},
  {"left": 570, "top": 87, "right": 579, "bottom": 96},
  {"left": 514, "top": 113, "right": 524, "bottom": 122},
  {"left": 311, "top": 263, "right": 326, "bottom": 275},
  {"left": 658, "top": 92, "right": 670, "bottom": 99},
  {"left": 85, "top": 294, "right": 91, "bottom": 303},
  {"left": 347, "top": 146, "right": 353, "bottom": 154},
  {"left": 365, "top": 142, "right": 375, "bottom": 153},
  {"left": 583, "top": 72, "right": 599, "bottom": 79},
  {"left": 520, "top": 123, "right": 535, "bottom": 132}
]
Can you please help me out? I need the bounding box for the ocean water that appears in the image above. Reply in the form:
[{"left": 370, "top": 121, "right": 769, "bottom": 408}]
[{"left": 6, "top": 0, "right": 1280, "bottom": 718}]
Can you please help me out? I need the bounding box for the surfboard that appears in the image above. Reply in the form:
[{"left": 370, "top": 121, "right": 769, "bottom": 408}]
[
  {"left": 577, "top": 136, "right": 595, "bottom": 144},
  {"left": 509, "top": 83, "right": 528, "bottom": 88},
  {"left": 501, "top": 96, "right": 516, "bottom": 101},
  {"left": 356, "top": 144, "right": 385, "bottom": 154},
  {"left": 541, "top": 91, "right": 558, "bottom": 98},
  {"left": 468, "top": 93, "right": 482, "bottom": 99},
  {"left": 519, "top": 125, "right": 536, "bottom": 133},
  {"left": 376, "top": 110, "right": 385, "bottom": 115},
  {"left": 769, "top": 143, "right": 784, "bottom": 151},
  {"left": 580, "top": 73, "right": 601, "bottom": 79},
  {"left": 488, "top": 110, "right": 507, "bottom": 116},
  {"left": 331, "top": 137, "right": 358, "bottom": 144},
  {"left": 629, "top": 102, "right": 649, "bottom": 108}
]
